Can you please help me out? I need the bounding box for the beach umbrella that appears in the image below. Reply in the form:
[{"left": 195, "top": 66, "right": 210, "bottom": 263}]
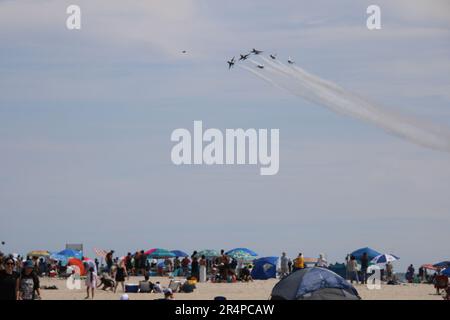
[
  {"left": 371, "top": 254, "right": 400, "bottom": 264},
  {"left": 442, "top": 268, "right": 450, "bottom": 277},
  {"left": 27, "top": 250, "right": 50, "bottom": 257},
  {"left": 57, "top": 249, "right": 83, "bottom": 259},
  {"left": 147, "top": 248, "right": 175, "bottom": 259},
  {"left": 171, "top": 250, "right": 188, "bottom": 257},
  {"left": 421, "top": 264, "right": 438, "bottom": 271},
  {"left": 49, "top": 252, "right": 68, "bottom": 263},
  {"left": 433, "top": 261, "right": 450, "bottom": 269},
  {"left": 198, "top": 249, "right": 220, "bottom": 258},
  {"left": 226, "top": 248, "right": 258, "bottom": 257},
  {"left": 144, "top": 248, "right": 157, "bottom": 255},
  {"left": 68, "top": 258, "right": 86, "bottom": 275},
  {"left": 227, "top": 250, "right": 254, "bottom": 262},
  {"left": 350, "top": 247, "right": 381, "bottom": 261}
]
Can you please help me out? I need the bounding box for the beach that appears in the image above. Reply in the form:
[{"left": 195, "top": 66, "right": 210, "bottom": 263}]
[{"left": 39, "top": 276, "right": 443, "bottom": 300}]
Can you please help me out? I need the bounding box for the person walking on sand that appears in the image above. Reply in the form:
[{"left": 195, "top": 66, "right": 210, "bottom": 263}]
[
  {"left": 360, "top": 252, "right": 369, "bottom": 284},
  {"left": 114, "top": 260, "right": 128, "bottom": 293},
  {"left": 280, "top": 252, "right": 289, "bottom": 278},
  {"left": 18, "top": 260, "right": 41, "bottom": 300},
  {"left": 85, "top": 266, "right": 98, "bottom": 299}
]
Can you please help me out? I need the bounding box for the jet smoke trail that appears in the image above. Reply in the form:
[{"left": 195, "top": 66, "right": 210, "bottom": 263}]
[{"left": 241, "top": 56, "right": 450, "bottom": 152}]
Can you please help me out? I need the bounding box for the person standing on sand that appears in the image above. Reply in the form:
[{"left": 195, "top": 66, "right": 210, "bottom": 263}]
[
  {"left": 360, "top": 252, "right": 369, "bottom": 284},
  {"left": 0, "top": 256, "right": 19, "bottom": 300},
  {"left": 199, "top": 255, "right": 207, "bottom": 283},
  {"left": 85, "top": 266, "right": 98, "bottom": 299},
  {"left": 139, "top": 250, "right": 147, "bottom": 276},
  {"left": 280, "top": 252, "right": 289, "bottom": 278},
  {"left": 18, "top": 260, "right": 41, "bottom": 300},
  {"left": 105, "top": 250, "right": 114, "bottom": 275},
  {"left": 293, "top": 253, "right": 305, "bottom": 272},
  {"left": 191, "top": 256, "right": 200, "bottom": 281},
  {"left": 347, "top": 255, "right": 359, "bottom": 284},
  {"left": 114, "top": 260, "right": 128, "bottom": 293}
]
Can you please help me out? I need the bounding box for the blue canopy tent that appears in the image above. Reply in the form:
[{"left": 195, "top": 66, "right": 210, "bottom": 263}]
[
  {"left": 350, "top": 247, "right": 381, "bottom": 261},
  {"left": 251, "top": 257, "right": 278, "bottom": 280}
]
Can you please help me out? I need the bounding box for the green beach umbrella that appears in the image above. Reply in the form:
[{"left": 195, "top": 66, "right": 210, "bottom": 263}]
[{"left": 197, "top": 249, "right": 220, "bottom": 258}]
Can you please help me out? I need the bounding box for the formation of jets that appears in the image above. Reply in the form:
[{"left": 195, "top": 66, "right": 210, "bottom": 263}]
[{"left": 227, "top": 49, "right": 294, "bottom": 70}]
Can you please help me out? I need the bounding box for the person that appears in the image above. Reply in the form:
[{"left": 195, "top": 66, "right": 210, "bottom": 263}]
[
  {"left": 174, "top": 257, "right": 181, "bottom": 275},
  {"left": 139, "top": 250, "right": 147, "bottom": 276},
  {"left": 181, "top": 256, "right": 190, "bottom": 276},
  {"left": 199, "top": 255, "right": 207, "bottom": 283},
  {"left": 163, "top": 288, "right": 174, "bottom": 300},
  {"left": 18, "top": 260, "right": 40, "bottom": 300},
  {"left": 94, "top": 258, "right": 99, "bottom": 273},
  {"left": 317, "top": 253, "right": 328, "bottom": 268},
  {"left": 293, "top": 253, "right": 305, "bottom": 271},
  {"left": 133, "top": 251, "right": 140, "bottom": 276},
  {"left": 280, "top": 252, "right": 289, "bottom": 278},
  {"left": 406, "top": 264, "right": 415, "bottom": 283},
  {"left": 97, "top": 273, "right": 115, "bottom": 291},
  {"left": 287, "top": 258, "right": 292, "bottom": 274},
  {"left": 0, "top": 256, "right": 19, "bottom": 300},
  {"left": 360, "top": 252, "right": 369, "bottom": 284},
  {"left": 125, "top": 253, "right": 133, "bottom": 275},
  {"left": 191, "top": 256, "right": 199, "bottom": 281},
  {"left": 114, "top": 260, "right": 128, "bottom": 293},
  {"left": 105, "top": 250, "right": 114, "bottom": 275},
  {"left": 85, "top": 266, "right": 98, "bottom": 299},
  {"left": 240, "top": 266, "right": 253, "bottom": 282},
  {"left": 347, "top": 255, "right": 359, "bottom": 284},
  {"left": 386, "top": 262, "right": 394, "bottom": 281}
]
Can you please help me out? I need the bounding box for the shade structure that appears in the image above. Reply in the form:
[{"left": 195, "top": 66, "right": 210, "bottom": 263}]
[
  {"left": 271, "top": 267, "right": 360, "bottom": 300},
  {"left": 68, "top": 258, "right": 86, "bottom": 275},
  {"left": 251, "top": 257, "right": 278, "bottom": 280},
  {"left": 421, "top": 264, "right": 438, "bottom": 271},
  {"left": 146, "top": 248, "right": 175, "bottom": 259},
  {"left": 226, "top": 248, "right": 258, "bottom": 257},
  {"left": 57, "top": 249, "right": 83, "bottom": 259},
  {"left": 49, "top": 252, "right": 69, "bottom": 263},
  {"left": 198, "top": 249, "right": 220, "bottom": 258},
  {"left": 371, "top": 254, "right": 400, "bottom": 264},
  {"left": 442, "top": 268, "right": 450, "bottom": 277},
  {"left": 350, "top": 247, "right": 381, "bottom": 261},
  {"left": 171, "top": 250, "right": 188, "bottom": 257},
  {"left": 227, "top": 250, "right": 255, "bottom": 262},
  {"left": 433, "top": 261, "right": 450, "bottom": 269},
  {"left": 27, "top": 250, "right": 50, "bottom": 257}
]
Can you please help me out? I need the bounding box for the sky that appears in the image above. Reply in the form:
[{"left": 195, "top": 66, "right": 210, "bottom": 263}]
[{"left": 0, "top": 0, "right": 449, "bottom": 270}]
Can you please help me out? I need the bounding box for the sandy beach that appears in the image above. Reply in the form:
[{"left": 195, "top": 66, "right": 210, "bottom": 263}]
[{"left": 39, "top": 276, "right": 444, "bottom": 300}]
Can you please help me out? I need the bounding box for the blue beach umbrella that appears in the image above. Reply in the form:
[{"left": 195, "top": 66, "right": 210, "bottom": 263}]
[
  {"left": 371, "top": 254, "right": 400, "bottom": 264},
  {"left": 350, "top": 247, "right": 381, "bottom": 261},
  {"left": 170, "top": 250, "right": 189, "bottom": 257},
  {"left": 226, "top": 248, "right": 258, "bottom": 257}
]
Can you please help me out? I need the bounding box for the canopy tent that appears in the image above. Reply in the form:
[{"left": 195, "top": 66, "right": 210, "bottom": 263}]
[
  {"left": 371, "top": 254, "right": 400, "bottom": 264},
  {"left": 197, "top": 249, "right": 220, "bottom": 258},
  {"left": 27, "top": 250, "right": 50, "bottom": 257},
  {"left": 146, "top": 248, "right": 175, "bottom": 259},
  {"left": 251, "top": 257, "right": 278, "bottom": 280},
  {"left": 226, "top": 248, "right": 258, "bottom": 257},
  {"left": 271, "top": 267, "right": 360, "bottom": 300},
  {"left": 170, "top": 250, "right": 189, "bottom": 257},
  {"left": 350, "top": 247, "right": 381, "bottom": 261}
]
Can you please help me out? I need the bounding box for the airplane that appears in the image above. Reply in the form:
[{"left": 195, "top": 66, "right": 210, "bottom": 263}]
[
  {"left": 239, "top": 53, "right": 250, "bottom": 61},
  {"left": 251, "top": 48, "right": 263, "bottom": 55},
  {"left": 287, "top": 56, "right": 295, "bottom": 64},
  {"left": 270, "top": 54, "right": 277, "bottom": 60},
  {"left": 181, "top": 50, "right": 187, "bottom": 54},
  {"left": 256, "top": 64, "right": 264, "bottom": 69},
  {"left": 227, "top": 57, "right": 236, "bottom": 69}
]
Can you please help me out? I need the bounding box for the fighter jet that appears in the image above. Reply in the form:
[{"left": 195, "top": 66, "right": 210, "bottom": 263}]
[
  {"left": 287, "top": 56, "right": 295, "bottom": 64},
  {"left": 251, "top": 48, "right": 263, "bottom": 55},
  {"left": 270, "top": 54, "right": 277, "bottom": 60},
  {"left": 227, "top": 57, "right": 236, "bottom": 69},
  {"left": 239, "top": 53, "right": 250, "bottom": 61},
  {"left": 256, "top": 64, "right": 264, "bottom": 69}
]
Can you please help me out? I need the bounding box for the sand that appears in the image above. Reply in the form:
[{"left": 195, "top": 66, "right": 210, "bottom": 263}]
[{"left": 38, "top": 276, "right": 444, "bottom": 300}]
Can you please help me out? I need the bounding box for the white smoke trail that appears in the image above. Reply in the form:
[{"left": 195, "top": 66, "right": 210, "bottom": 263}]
[{"left": 241, "top": 56, "right": 450, "bottom": 152}]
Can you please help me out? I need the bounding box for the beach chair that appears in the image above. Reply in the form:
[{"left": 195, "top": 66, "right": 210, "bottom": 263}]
[{"left": 168, "top": 280, "right": 182, "bottom": 293}]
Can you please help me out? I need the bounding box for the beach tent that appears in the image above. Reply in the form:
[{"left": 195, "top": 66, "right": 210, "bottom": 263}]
[
  {"left": 171, "top": 250, "right": 188, "bottom": 257},
  {"left": 328, "top": 263, "right": 347, "bottom": 279},
  {"left": 350, "top": 247, "right": 381, "bottom": 261},
  {"left": 251, "top": 257, "right": 278, "bottom": 280},
  {"left": 68, "top": 258, "right": 86, "bottom": 276},
  {"left": 271, "top": 267, "right": 360, "bottom": 300},
  {"left": 226, "top": 248, "right": 258, "bottom": 257}
]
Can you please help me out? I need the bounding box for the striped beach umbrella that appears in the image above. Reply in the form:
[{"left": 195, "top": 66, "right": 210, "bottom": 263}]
[
  {"left": 198, "top": 249, "right": 220, "bottom": 258},
  {"left": 147, "top": 248, "right": 175, "bottom": 259},
  {"left": 226, "top": 248, "right": 258, "bottom": 257},
  {"left": 371, "top": 254, "right": 400, "bottom": 264},
  {"left": 227, "top": 250, "right": 255, "bottom": 262}
]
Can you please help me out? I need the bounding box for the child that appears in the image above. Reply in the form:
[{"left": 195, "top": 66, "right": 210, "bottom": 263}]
[{"left": 85, "top": 267, "right": 98, "bottom": 299}]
